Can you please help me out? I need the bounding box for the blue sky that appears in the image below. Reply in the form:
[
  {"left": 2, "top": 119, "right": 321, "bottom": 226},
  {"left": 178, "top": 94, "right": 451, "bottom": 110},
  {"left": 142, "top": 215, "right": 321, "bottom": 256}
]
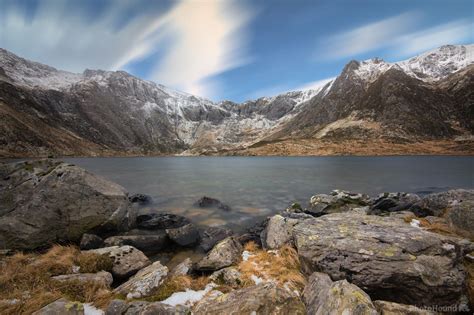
[{"left": 1, "top": 0, "right": 473, "bottom": 102}]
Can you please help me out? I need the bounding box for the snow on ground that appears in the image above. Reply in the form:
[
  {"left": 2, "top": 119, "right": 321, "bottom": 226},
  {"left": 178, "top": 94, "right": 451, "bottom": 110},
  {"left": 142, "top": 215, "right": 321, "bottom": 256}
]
[
  {"left": 84, "top": 303, "right": 104, "bottom": 315},
  {"left": 160, "top": 283, "right": 217, "bottom": 307},
  {"left": 242, "top": 250, "right": 254, "bottom": 261},
  {"left": 410, "top": 219, "right": 421, "bottom": 228},
  {"left": 251, "top": 274, "right": 264, "bottom": 285}
]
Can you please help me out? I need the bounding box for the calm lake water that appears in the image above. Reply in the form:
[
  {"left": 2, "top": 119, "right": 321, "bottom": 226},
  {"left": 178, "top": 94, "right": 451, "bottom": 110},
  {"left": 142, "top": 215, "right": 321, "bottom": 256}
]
[{"left": 63, "top": 156, "right": 473, "bottom": 231}]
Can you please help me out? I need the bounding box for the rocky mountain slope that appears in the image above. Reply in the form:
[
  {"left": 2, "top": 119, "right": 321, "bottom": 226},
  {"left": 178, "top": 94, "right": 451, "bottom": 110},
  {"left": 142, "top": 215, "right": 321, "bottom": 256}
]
[{"left": 0, "top": 45, "right": 472, "bottom": 157}]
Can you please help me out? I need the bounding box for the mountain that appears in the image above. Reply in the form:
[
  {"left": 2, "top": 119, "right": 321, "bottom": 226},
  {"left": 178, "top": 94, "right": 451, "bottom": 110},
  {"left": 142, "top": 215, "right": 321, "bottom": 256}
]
[{"left": 0, "top": 45, "right": 472, "bottom": 157}]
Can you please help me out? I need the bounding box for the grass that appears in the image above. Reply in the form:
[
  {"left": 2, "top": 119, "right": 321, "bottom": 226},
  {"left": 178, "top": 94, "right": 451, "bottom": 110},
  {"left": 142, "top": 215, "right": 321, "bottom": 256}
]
[
  {"left": 403, "top": 215, "right": 454, "bottom": 235},
  {"left": 0, "top": 245, "right": 114, "bottom": 314},
  {"left": 144, "top": 275, "right": 210, "bottom": 302}
]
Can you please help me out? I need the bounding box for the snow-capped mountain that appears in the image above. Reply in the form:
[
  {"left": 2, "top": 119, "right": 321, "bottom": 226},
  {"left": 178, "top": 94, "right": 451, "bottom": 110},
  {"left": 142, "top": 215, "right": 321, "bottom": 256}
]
[{"left": 0, "top": 44, "right": 472, "bottom": 157}]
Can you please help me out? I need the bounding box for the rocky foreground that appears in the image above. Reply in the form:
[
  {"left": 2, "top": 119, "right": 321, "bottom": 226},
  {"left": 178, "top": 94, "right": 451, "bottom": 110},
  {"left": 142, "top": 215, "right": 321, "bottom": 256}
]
[{"left": 0, "top": 159, "right": 473, "bottom": 314}]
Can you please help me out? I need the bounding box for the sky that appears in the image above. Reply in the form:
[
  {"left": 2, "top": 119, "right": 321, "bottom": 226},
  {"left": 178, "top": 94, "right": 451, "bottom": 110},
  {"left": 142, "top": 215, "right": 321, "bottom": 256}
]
[{"left": 0, "top": 0, "right": 473, "bottom": 102}]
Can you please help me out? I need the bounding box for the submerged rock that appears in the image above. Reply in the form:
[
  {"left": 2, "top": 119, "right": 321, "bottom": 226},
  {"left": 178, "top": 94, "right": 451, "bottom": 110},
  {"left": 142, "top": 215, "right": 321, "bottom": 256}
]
[
  {"left": 136, "top": 213, "right": 190, "bottom": 230},
  {"left": 199, "top": 227, "right": 233, "bottom": 252},
  {"left": 293, "top": 209, "right": 468, "bottom": 307},
  {"left": 306, "top": 190, "right": 370, "bottom": 216},
  {"left": 51, "top": 271, "right": 113, "bottom": 288},
  {"left": 166, "top": 223, "right": 200, "bottom": 246},
  {"left": 115, "top": 261, "right": 168, "bottom": 299},
  {"left": 195, "top": 196, "right": 231, "bottom": 211},
  {"left": 79, "top": 233, "right": 104, "bottom": 250},
  {"left": 104, "top": 232, "right": 168, "bottom": 253},
  {"left": 128, "top": 193, "right": 152, "bottom": 205},
  {"left": 86, "top": 245, "right": 150, "bottom": 280},
  {"left": 193, "top": 282, "right": 306, "bottom": 315},
  {"left": 0, "top": 160, "right": 134, "bottom": 250},
  {"left": 196, "top": 237, "right": 242, "bottom": 271},
  {"left": 303, "top": 272, "right": 377, "bottom": 315}
]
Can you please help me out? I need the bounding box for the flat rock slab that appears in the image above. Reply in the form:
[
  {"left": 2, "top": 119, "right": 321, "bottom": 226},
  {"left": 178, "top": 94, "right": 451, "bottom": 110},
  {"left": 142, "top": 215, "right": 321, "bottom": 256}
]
[
  {"left": 51, "top": 271, "right": 113, "bottom": 288},
  {"left": 104, "top": 232, "right": 168, "bottom": 253},
  {"left": 115, "top": 261, "right": 168, "bottom": 299},
  {"left": 293, "top": 209, "right": 469, "bottom": 307},
  {"left": 86, "top": 245, "right": 150, "bottom": 280}
]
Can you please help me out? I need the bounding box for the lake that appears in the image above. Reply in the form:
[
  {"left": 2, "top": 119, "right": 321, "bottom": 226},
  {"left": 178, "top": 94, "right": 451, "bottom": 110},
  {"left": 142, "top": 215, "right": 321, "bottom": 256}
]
[{"left": 63, "top": 156, "right": 474, "bottom": 231}]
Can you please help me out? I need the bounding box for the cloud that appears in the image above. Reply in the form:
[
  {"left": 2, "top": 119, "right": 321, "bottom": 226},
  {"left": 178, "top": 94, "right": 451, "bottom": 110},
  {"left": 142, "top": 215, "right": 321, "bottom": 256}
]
[
  {"left": 318, "top": 12, "right": 473, "bottom": 60},
  {"left": 0, "top": 0, "right": 256, "bottom": 99},
  {"left": 149, "top": 0, "right": 256, "bottom": 99}
]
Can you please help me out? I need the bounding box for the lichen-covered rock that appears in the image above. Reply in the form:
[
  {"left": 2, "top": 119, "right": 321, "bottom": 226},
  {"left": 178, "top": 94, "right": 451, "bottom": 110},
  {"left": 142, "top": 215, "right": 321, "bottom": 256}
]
[
  {"left": 0, "top": 160, "right": 134, "bottom": 250},
  {"left": 166, "top": 223, "right": 200, "bottom": 246},
  {"left": 115, "top": 261, "right": 168, "bottom": 299},
  {"left": 86, "top": 245, "right": 150, "bottom": 280},
  {"left": 51, "top": 271, "right": 113, "bottom": 288},
  {"left": 210, "top": 267, "right": 242, "bottom": 286},
  {"left": 193, "top": 282, "right": 306, "bottom": 315},
  {"left": 303, "top": 272, "right": 377, "bottom": 315},
  {"left": 104, "top": 232, "right": 168, "bottom": 253},
  {"left": 79, "top": 234, "right": 104, "bottom": 250},
  {"left": 446, "top": 199, "right": 474, "bottom": 240},
  {"left": 374, "top": 300, "right": 438, "bottom": 314},
  {"left": 196, "top": 237, "right": 242, "bottom": 271},
  {"left": 368, "top": 192, "right": 422, "bottom": 215},
  {"left": 33, "top": 298, "right": 84, "bottom": 315},
  {"left": 170, "top": 258, "right": 192, "bottom": 276},
  {"left": 293, "top": 209, "right": 468, "bottom": 307},
  {"left": 105, "top": 299, "right": 189, "bottom": 315},
  {"left": 307, "top": 190, "right": 370, "bottom": 216},
  {"left": 199, "top": 227, "right": 233, "bottom": 252},
  {"left": 262, "top": 214, "right": 299, "bottom": 249},
  {"left": 412, "top": 189, "right": 474, "bottom": 217}
]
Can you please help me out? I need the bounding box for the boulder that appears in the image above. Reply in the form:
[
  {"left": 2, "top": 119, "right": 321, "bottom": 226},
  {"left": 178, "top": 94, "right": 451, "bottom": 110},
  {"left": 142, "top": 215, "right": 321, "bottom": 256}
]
[
  {"left": 0, "top": 160, "right": 134, "bottom": 250},
  {"left": 199, "top": 227, "right": 233, "bottom": 252},
  {"left": 104, "top": 232, "right": 168, "bottom": 253},
  {"left": 195, "top": 196, "right": 230, "bottom": 211},
  {"left": 192, "top": 282, "right": 306, "bottom": 315},
  {"left": 115, "top": 261, "right": 168, "bottom": 299},
  {"left": 293, "top": 210, "right": 468, "bottom": 307},
  {"left": 79, "top": 234, "right": 104, "bottom": 250},
  {"left": 374, "top": 300, "right": 438, "bottom": 314},
  {"left": 128, "top": 194, "right": 152, "bottom": 205},
  {"left": 136, "top": 213, "right": 189, "bottom": 230},
  {"left": 170, "top": 258, "right": 192, "bottom": 276},
  {"left": 105, "top": 300, "right": 189, "bottom": 315},
  {"left": 368, "top": 192, "right": 422, "bottom": 216},
  {"left": 166, "top": 223, "right": 200, "bottom": 246},
  {"left": 51, "top": 271, "right": 113, "bottom": 287},
  {"left": 303, "top": 272, "right": 377, "bottom": 315},
  {"left": 446, "top": 199, "right": 474, "bottom": 239},
  {"left": 307, "top": 190, "right": 370, "bottom": 216},
  {"left": 196, "top": 237, "right": 242, "bottom": 271},
  {"left": 411, "top": 189, "right": 474, "bottom": 217},
  {"left": 86, "top": 245, "right": 150, "bottom": 280},
  {"left": 262, "top": 214, "right": 299, "bottom": 249},
  {"left": 209, "top": 267, "right": 242, "bottom": 286},
  {"left": 33, "top": 298, "right": 84, "bottom": 315}
]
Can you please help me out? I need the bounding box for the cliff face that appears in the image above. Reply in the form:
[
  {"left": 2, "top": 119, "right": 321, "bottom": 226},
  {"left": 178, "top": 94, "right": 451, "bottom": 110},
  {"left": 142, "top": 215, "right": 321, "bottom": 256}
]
[{"left": 0, "top": 45, "right": 472, "bottom": 157}]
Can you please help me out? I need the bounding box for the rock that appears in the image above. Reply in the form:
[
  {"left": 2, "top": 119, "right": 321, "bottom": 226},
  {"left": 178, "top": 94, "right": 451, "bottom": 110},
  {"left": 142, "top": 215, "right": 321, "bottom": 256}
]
[
  {"left": 199, "top": 227, "right": 233, "bottom": 252},
  {"left": 166, "top": 223, "right": 200, "bottom": 246},
  {"left": 104, "top": 232, "right": 168, "bottom": 253},
  {"left": 306, "top": 189, "right": 370, "bottom": 216},
  {"left": 195, "top": 196, "right": 230, "bottom": 211},
  {"left": 196, "top": 237, "right": 242, "bottom": 271},
  {"left": 192, "top": 282, "right": 306, "bottom": 315},
  {"left": 446, "top": 199, "right": 474, "bottom": 239},
  {"left": 0, "top": 160, "right": 134, "bottom": 250},
  {"left": 209, "top": 267, "right": 242, "bottom": 286},
  {"left": 303, "top": 272, "right": 377, "bottom": 315},
  {"left": 128, "top": 194, "right": 152, "bottom": 205},
  {"left": 51, "top": 271, "right": 113, "bottom": 287},
  {"left": 374, "top": 300, "right": 438, "bottom": 314},
  {"left": 136, "top": 213, "right": 189, "bottom": 230},
  {"left": 115, "top": 261, "right": 168, "bottom": 299},
  {"left": 262, "top": 214, "right": 299, "bottom": 249},
  {"left": 293, "top": 209, "right": 467, "bottom": 307},
  {"left": 105, "top": 300, "right": 189, "bottom": 315},
  {"left": 170, "top": 258, "right": 192, "bottom": 276},
  {"left": 86, "top": 245, "right": 150, "bottom": 280},
  {"left": 33, "top": 298, "right": 84, "bottom": 315},
  {"left": 237, "top": 218, "right": 269, "bottom": 246},
  {"left": 79, "top": 234, "right": 104, "bottom": 250},
  {"left": 368, "top": 192, "right": 422, "bottom": 216},
  {"left": 285, "top": 202, "right": 304, "bottom": 213},
  {"left": 412, "top": 189, "right": 474, "bottom": 217}
]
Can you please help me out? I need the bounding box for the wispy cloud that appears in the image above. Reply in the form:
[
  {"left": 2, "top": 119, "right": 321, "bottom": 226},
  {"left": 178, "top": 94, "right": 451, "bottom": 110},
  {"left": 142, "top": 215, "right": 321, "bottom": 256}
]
[
  {"left": 0, "top": 0, "right": 256, "bottom": 99},
  {"left": 318, "top": 12, "right": 473, "bottom": 60}
]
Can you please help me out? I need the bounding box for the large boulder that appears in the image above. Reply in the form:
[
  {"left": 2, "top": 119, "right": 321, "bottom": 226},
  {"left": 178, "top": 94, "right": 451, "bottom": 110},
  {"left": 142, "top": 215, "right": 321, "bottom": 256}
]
[
  {"left": 0, "top": 160, "right": 134, "bottom": 250},
  {"left": 166, "top": 223, "right": 200, "bottom": 246},
  {"left": 307, "top": 190, "right": 370, "bottom": 216},
  {"left": 262, "top": 214, "right": 299, "bottom": 249},
  {"left": 193, "top": 282, "right": 306, "bottom": 314},
  {"left": 196, "top": 237, "right": 242, "bottom": 271},
  {"left": 368, "top": 192, "right": 422, "bottom": 216},
  {"left": 293, "top": 209, "right": 468, "bottom": 307},
  {"left": 303, "top": 272, "right": 377, "bottom": 315},
  {"left": 104, "top": 232, "right": 168, "bottom": 253},
  {"left": 115, "top": 261, "right": 168, "bottom": 299},
  {"left": 86, "top": 245, "right": 150, "bottom": 280},
  {"left": 446, "top": 199, "right": 474, "bottom": 240},
  {"left": 51, "top": 271, "right": 113, "bottom": 287},
  {"left": 199, "top": 227, "right": 233, "bottom": 252},
  {"left": 412, "top": 189, "right": 474, "bottom": 217},
  {"left": 136, "top": 213, "right": 189, "bottom": 230}
]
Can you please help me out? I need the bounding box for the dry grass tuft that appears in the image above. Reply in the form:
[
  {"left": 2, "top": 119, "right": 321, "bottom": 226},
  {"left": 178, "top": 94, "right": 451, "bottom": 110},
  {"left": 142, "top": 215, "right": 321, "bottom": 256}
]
[
  {"left": 243, "top": 241, "right": 258, "bottom": 252},
  {"left": 145, "top": 275, "right": 210, "bottom": 302},
  {"left": 403, "top": 215, "right": 454, "bottom": 236},
  {"left": 0, "top": 245, "right": 114, "bottom": 314},
  {"left": 238, "top": 243, "right": 306, "bottom": 292}
]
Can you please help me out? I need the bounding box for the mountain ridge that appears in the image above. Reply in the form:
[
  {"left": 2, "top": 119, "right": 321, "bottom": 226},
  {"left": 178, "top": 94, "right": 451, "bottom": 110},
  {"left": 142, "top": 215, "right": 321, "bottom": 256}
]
[{"left": 0, "top": 45, "right": 473, "bottom": 157}]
